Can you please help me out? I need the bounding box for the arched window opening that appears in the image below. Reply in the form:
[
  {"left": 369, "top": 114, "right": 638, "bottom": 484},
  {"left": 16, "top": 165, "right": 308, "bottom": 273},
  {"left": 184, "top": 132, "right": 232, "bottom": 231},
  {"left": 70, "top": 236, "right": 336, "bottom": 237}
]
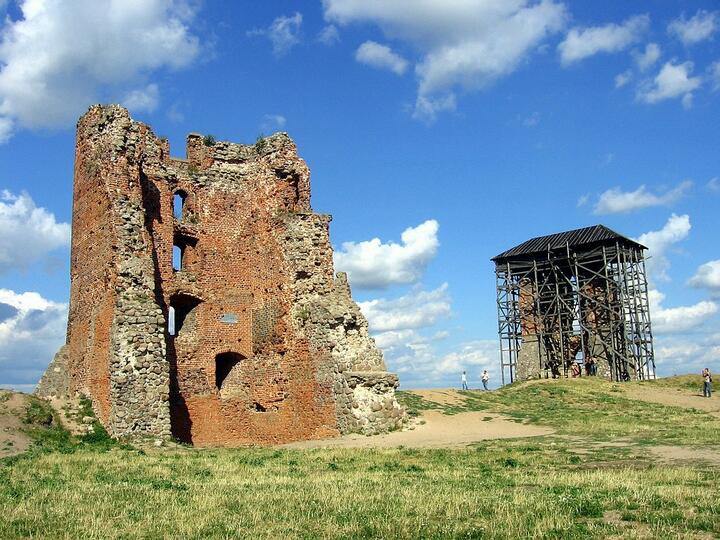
[
  {"left": 172, "top": 244, "right": 183, "bottom": 271},
  {"left": 168, "top": 306, "right": 176, "bottom": 335},
  {"left": 169, "top": 294, "right": 202, "bottom": 336},
  {"left": 215, "top": 352, "right": 244, "bottom": 391},
  {"left": 173, "top": 190, "right": 188, "bottom": 220},
  {"left": 172, "top": 233, "right": 197, "bottom": 272}
]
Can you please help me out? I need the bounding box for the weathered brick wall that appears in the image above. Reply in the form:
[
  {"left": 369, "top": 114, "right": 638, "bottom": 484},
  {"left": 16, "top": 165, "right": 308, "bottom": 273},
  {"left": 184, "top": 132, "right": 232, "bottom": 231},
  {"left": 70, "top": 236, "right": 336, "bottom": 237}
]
[
  {"left": 516, "top": 272, "right": 620, "bottom": 381},
  {"left": 62, "top": 127, "right": 117, "bottom": 423},
  {"left": 516, "top": 279, "right": 543, "bottom": 380},
  {"left": 252, "top": 302, "right": 280, "bottom": 353},
  {"left": 57, "top": 106, "right": 173, "bottom": 437},
  {"left": 280, "top": 214, "right": 404, "bottom": 434},
  {"left": 154, "top": 132, "right": 339, "bottom": 445},
  {"left": 41, "top": 104, "right": 404, "bottom": 445}
]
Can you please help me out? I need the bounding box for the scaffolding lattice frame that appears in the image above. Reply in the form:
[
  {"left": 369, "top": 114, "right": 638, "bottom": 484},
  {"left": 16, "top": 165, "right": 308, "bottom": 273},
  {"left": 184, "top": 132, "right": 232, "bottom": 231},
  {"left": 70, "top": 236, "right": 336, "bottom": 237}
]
[{"left": 495, "top": 240, "right": 655, "bottom": 385}]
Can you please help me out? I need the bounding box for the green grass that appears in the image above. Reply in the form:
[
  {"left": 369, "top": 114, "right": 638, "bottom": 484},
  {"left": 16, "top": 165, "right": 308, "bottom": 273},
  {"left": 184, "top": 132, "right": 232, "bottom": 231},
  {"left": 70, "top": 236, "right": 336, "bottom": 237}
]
[
  {"left": 7, "top": 394, "right": 128, "bottom": 460},
  {"left": 22, "top": 399, "right": 54, "bottom": 426},
  {"left": 1, "top": 441, "right": 718, "bottom": 539},
  {"left": 399, "top": 376, "right": 720, "bottom": 446},
  {"left": 635, "top": 374, "right": 704, "bottom": 392},
  {"left": 0, "top": 377, "right": 717, "bottom": 539}
]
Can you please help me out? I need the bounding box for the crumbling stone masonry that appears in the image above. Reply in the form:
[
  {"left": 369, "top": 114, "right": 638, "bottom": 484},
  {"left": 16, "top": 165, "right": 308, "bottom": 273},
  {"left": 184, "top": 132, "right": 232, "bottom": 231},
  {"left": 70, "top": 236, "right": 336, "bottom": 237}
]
[{"left": 37, "top": 105, "right": 405, "bottom": 445}]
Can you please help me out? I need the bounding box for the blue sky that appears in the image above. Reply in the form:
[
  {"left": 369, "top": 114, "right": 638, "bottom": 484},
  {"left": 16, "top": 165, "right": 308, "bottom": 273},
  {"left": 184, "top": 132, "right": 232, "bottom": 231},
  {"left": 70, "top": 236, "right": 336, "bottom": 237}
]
[{"left": 1, "top": 0, "right": 719, "bottom": 390}]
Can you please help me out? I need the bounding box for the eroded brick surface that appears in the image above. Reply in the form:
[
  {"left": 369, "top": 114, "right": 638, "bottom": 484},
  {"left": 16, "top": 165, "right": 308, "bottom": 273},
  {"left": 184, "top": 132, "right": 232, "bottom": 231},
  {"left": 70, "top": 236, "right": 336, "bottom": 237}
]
[{"left": 37, "top": 105, "right": 405, "bottom": 445}]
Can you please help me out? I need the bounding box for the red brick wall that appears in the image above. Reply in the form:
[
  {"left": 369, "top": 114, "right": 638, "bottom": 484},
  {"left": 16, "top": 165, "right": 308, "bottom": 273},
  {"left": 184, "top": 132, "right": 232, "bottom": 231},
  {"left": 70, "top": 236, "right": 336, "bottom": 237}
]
[
  {"left": 65, "top": 129, "right": 117, "bottom": 424},
  {"left": 148, "top": 146, "right": 338, "bottom": 445},
  {"left": 64, "top": 105, "right": 363, "bottom": 444}
]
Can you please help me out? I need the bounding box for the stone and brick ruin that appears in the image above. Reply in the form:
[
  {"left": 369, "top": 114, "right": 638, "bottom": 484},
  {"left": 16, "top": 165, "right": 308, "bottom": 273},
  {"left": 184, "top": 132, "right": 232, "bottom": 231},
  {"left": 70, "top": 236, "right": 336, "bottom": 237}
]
[
  {"left": 36, "top": 105, "right": 405, "bottom": 445},
  {"left": 492, "top": 225, "right": 656, "bottom": 384}
]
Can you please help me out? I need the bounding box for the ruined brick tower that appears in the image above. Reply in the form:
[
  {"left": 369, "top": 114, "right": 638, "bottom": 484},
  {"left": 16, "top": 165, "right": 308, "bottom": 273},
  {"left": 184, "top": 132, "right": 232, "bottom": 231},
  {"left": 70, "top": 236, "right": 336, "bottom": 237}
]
[
  {"left": 493, "top": 225, "right": 655, "bottom": 385},
  {"left": 37, "top": 105, "right": 405, "bottom": 445}
]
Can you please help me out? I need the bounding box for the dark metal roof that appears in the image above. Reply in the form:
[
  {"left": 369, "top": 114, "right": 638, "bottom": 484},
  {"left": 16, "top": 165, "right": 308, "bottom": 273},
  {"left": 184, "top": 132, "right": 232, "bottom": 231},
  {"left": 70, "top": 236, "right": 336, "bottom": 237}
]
[{"left": 492, "top": 224, "right": 646, "bottom": 263}]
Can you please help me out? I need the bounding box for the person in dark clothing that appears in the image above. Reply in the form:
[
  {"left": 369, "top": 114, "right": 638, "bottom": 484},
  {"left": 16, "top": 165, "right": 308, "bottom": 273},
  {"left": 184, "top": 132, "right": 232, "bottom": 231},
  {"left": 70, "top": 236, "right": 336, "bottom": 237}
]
[{"left": 586, "top": 357, "right": 597, "bottom": 376}]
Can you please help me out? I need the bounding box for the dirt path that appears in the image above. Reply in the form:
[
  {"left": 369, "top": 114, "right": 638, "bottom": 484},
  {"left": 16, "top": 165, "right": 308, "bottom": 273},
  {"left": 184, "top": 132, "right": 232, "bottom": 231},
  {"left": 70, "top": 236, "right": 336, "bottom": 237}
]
[
  {"left": 46, "top": 396, "right": 89, "bottom": 436},
  {"left": 0, "top": 391, "right": 32, "bottom": 458},
  {"left": 282, "top": 409, "right": 553, "bottom": 449},
  {"left": 649, "top": 445, "right": 720, "bottom": 465},
  {"left": 620, "top": 386, "right": 720, "bottom": 418},
  {"left": 412, "top": 389, "right": 468, "bottom": 406}
]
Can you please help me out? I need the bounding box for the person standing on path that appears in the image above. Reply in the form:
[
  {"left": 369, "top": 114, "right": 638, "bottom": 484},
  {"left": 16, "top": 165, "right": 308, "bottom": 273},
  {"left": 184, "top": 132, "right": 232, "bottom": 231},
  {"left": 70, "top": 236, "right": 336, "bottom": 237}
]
[
  {"left": 571, "top": 362, "right": 581, "bottom": 378},
  {"left": 586, "top": 357, "right": 597, "bottom": 376},
  {"left": 702, "top": 368, "right": 712, "bottom": 398},
  {"left": 481, "top": 370, "right": 490, "bottom": 391},
  {"left": 461, "top": 370, "right": 469, "bottom": 391}
]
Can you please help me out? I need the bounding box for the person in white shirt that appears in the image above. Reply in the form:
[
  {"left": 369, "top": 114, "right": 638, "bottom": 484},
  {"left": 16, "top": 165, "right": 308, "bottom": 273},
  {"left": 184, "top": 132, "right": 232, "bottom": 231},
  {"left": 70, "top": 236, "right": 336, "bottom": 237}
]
[
  {"left": 703, "top": 368, "right": 712, "bottom": 398},
  {"left": 461, "top": 370, "right": 468, "bottom": 391},
  {"left": 481, "top": 370, "right": 490, "bottom": 391}
]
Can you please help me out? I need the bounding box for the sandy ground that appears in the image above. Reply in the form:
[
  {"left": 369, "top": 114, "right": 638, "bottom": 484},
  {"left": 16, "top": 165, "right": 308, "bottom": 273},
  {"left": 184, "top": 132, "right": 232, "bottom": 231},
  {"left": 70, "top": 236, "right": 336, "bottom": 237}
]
[
  {"left": 620, "top": 386, "right": 720, "bottom": 418},
  {"left": 46, "top": 396, "right": 87, "bottom": 435},
  {"left": 283, "top": 386, "right": 720, "bottom": 451},
  {"left": 282, "top": 409, "right": 554, "bottom": 449},
  {"left": 0, "top": 391, "right": 85, "bottom": 458},
  {"left": 412, "top": 389, "right": 468, "bottom": 406},
  {"left": 649, "top": 445, "right": 720, "bottom": 465},
  {"left": 3, "top": 385, "right": 718, "bottom": 457},
  {"left": 619, "top": 385, "right": 720, "bottom": 464},
  {"left": 0, "top": 391, "right": 32, "bottom": 458}
]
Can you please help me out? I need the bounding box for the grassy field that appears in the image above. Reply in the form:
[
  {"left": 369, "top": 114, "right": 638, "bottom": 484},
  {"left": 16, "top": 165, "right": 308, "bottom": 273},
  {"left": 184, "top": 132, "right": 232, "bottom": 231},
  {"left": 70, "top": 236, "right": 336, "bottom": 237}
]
[
  {"left": 1, "top": 376, "right": 718, "bottom": 539},
  {"left": 398, "top": 376, "right": 720, "bottom": 446}
]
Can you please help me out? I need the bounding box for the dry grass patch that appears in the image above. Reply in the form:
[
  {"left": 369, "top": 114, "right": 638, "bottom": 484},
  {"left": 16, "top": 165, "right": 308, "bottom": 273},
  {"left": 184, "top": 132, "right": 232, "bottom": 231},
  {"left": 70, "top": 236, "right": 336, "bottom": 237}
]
[
  {"left": 1, "top": 440, "right": 719, "bottom": 539},
  {"left": 1, "top": 377, "right": 717, "bottom": 539}
]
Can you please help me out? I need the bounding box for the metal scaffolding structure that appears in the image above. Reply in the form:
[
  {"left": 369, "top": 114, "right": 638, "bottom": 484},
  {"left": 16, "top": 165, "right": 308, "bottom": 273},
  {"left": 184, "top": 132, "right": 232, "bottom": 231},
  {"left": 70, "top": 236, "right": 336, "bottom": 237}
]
[{"left": 493, "top": 225, "right": 656, "bottom": 385}]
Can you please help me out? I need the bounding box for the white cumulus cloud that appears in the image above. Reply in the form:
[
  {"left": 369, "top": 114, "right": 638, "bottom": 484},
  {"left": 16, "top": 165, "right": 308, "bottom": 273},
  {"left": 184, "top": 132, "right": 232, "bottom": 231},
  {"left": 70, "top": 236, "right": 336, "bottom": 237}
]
[
  {"left": 0, "top": 0, "right": 201, "bottom": 140},
  {"left": 249, "top": 12, "right": 302, "bottom": 57},
  {"left": 413, "top": 94, "right": 457, "bottom": 123},
  {"left": 355, "top": 41, "right": 408, "bottom": 75},
  {"left": 434, "top": 340, "right": 497, "bottom": 377},
  {"left": 637, "top": 61, "right": 702, "bottom": 107},
  {"left": 317, "top": 24, "right": 340, "bottom": 45},
  {"left": 635, "top": 214, "right": 691, "bottom": 282},
  {"left": 0, "top": 190, "right": 70, "bottom": 274},
  {"left": 668, "top": 10, "right": 718, "bottom": 45},
  {"left": 593, "top": 180, "right": 692, "bottom": 215},
  {"left": 323, "top": 0, "right": 567, "bottom": 121},
  {"left": 710, "top": 61, "right": 720, "bottom": 91},
  {"left": 614, "top": 70, "right": 632, "bottom": 88},
  {"left": 0, "top": 116, "right": 12, "bottom": 143},
  {"left": 0, "top": 288, "right": 67, "bottom": 388},
  {"left": 558, "top": 14, "right": 649, "bottom": 65},
  {"left": 121, "top": 83, "right": 160, "bottom": 113},
  {"left": 689, "top": 260, "right": 720, "bottom": 294},
  {"left": 373, "top": 328, "right": 424, "bottom": 351},
  {"left": 633, "top": 42, "right": 661, "bottom": 72},
  {"left": 359, "top": 283, "right": 451, "bottom": 333},
  {"left": 654, "top": 333, "right": 720, "bottom": 375},
  {"left": 334, "top": 219, "right": 439, "bottom": 289},
  {"left": 372, "top": 328, "right": 499, "bottom": 388},
  {"left": 649, "top": 289, "right": 718, "bottom": 334},
  {"left": 373, "top": 329, "right": 434, "bottom": 379}
]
